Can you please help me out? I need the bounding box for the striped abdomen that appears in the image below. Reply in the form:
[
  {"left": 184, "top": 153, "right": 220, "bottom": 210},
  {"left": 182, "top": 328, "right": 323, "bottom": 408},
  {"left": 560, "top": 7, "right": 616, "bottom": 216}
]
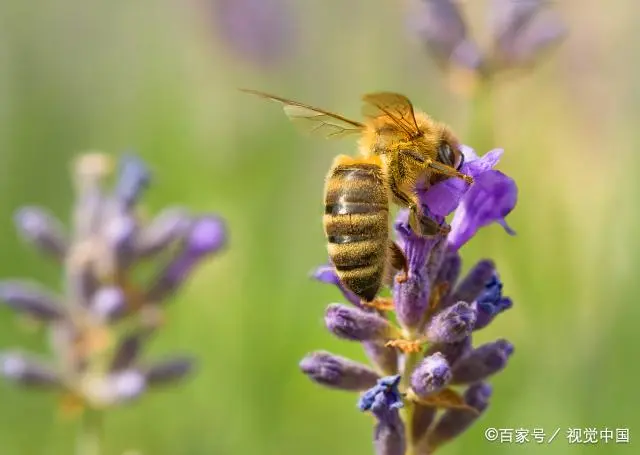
[{"left": 324, "top": 158, "right": 389, "bottom": 302}]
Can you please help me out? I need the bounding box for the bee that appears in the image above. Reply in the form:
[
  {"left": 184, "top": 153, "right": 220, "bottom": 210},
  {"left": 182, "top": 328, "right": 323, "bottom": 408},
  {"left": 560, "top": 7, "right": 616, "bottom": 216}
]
[{"left": 242, "top": 89, "right": 473, "bottom": 302}]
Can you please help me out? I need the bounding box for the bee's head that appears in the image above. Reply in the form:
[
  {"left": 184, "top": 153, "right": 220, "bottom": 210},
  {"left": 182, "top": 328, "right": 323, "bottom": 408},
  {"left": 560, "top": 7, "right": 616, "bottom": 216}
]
[{"left": 437, "top": 127, "right": 464, "bottom": 171}]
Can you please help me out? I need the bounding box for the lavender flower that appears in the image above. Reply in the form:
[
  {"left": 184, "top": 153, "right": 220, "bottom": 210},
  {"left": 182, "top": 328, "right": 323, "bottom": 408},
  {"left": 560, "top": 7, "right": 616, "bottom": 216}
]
[
  {"left": 0, "top": 153, "right": 226, "bottom": 449},
  {"left": 407, "top": 0, "right": 566, "bottom": 78},
  {"left": 303, "top": 145, "right": 517, "bottom": 454}
]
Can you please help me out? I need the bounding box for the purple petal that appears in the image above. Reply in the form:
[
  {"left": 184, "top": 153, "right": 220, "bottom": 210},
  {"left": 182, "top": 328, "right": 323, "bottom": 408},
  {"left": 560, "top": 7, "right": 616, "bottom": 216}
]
[
  {"left": 448, "top": 170, "right": 517, "bottom": 250},
  {"left": 419, "top": 147, "right": 504, "bottom": 217}
]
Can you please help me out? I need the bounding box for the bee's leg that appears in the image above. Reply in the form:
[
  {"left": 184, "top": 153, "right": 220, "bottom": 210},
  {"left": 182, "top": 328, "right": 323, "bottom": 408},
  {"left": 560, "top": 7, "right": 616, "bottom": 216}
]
[
  {"left": 409, "top": 206, "right": 451, "bottom": 237},
  {"left": 388, "top": 241, "right": 409, "bottom": 284},
  {"left": 425, "top": 159, "right": 474, "bottom": 185},
  {"left": 365, "top": 244, "right": 409, "bottom": 313},
  {"left": 389, "top": 175, "right": 450, "bottom": 237}
]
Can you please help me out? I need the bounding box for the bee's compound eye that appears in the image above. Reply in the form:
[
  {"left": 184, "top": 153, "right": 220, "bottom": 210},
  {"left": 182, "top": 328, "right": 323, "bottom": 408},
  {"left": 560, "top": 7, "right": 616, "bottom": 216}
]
[
  {"left": 437, "top": 142, "right": 455, "bottom": 167},
  {"left": 455, "top": 149, "right": 465, "bottom": 170}
]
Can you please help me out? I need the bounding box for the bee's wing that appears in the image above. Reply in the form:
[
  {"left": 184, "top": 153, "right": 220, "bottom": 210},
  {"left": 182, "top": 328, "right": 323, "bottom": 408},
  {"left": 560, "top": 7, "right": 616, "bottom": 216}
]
[
  {"left": 361, "top": 92, "right": 422, "bottom": 139},
  {"left": 241, "top": 89, "right": 364, "bottom": 139}
]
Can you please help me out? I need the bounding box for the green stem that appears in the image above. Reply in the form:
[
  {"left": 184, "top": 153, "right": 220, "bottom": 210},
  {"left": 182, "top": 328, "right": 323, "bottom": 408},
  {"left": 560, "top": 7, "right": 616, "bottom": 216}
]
[
  {"left": 401, "top": 337, "right": 422, "bottom": 455},
  {"left": 76, "top": 408, "right": 103, "bottom": 455}
]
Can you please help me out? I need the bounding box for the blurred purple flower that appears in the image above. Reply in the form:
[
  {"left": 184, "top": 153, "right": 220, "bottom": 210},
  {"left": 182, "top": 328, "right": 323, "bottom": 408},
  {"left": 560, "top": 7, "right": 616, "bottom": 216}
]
[
  {"left": 407, "top": 0, "right": 566, "bottom": 77},
  {"left": 0, "top": 152, "right": 227, "bottom": 414},
  {"left": 406, "top": 0, "right": 483, "bottom": 71},
  {"left": 489, "top": 0, "right": 567, "bottom": 71},
  {"left": 212, "top": 0, "right": 293, "bottom": 67}
]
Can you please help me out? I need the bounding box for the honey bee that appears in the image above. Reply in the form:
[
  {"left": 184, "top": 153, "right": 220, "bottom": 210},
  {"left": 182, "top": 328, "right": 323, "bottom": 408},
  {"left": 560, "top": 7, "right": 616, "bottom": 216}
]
[{"left": 242, "top": 89, "right": 473, "bottom": 302}]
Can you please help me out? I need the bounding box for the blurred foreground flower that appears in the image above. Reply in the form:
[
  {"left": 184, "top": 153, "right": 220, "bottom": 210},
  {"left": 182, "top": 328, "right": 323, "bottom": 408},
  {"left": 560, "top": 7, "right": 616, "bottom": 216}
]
[
  {"left": 301, "top": 145, "right": 516, "bottom": 454},
  {"left": 1, "top": 153, "right": 226, "bottom": 454},
  {"left": 407, "top": 0, "right": 566, "bottom": 87}
]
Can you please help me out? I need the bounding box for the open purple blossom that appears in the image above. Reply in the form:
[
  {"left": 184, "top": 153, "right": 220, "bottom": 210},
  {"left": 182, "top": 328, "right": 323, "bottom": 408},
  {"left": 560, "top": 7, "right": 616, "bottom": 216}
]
[
  {"left": 358, "top": 375, "right": 404, "bottom": 417},
  {"left": 448, "top": 170, "right": 517, "bottom": 250},
  {"left": 0, "top": 152, "right": 227, "bottom": 414},
  {"left": 302, "top": 143, "right": 517, "bottom": 454}
]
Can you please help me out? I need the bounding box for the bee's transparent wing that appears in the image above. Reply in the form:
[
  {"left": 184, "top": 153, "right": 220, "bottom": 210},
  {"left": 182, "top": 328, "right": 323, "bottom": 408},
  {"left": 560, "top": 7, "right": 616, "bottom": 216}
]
[
  {"left": 361, "top": 92, "right": 421, "bottom": 139},
  {"left": 241, "top": 89, "right": 364, "bottom": 139}
]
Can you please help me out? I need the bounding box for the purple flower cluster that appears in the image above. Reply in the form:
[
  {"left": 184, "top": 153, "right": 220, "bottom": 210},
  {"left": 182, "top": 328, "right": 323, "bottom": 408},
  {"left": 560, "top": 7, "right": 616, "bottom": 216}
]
[
  {"left": 0, "top": 153, "right": 226, "bottom": 412},
  {"left": 301, "top": 146, "right": 517, "bottom": 454},
  {"left": 407, "top": 0, "right": 566, "bottom": 77}
]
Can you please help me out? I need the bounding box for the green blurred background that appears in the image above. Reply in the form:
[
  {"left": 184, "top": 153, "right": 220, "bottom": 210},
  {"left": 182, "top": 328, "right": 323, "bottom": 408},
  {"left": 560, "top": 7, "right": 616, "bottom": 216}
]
[{"left": 0, "top": 0, "right": 637, "bottom": 454}]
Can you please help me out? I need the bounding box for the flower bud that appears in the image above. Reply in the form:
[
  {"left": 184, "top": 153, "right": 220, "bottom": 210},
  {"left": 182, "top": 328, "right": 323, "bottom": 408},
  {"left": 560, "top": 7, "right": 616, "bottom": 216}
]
[
  {"left": 0, "top": 352, "right": 61, "bottom": 388},
  {"left": 410, "top": 352, "right": 452, "bottom": 398},
  {"left": 115, "top": 154, "right": 150, "bottom": 209},
  {"left": 299, "top": 351, "right": 379, "bottom": 391},
  {"left": 145, "top": 357, "right": 194, "bottom": 385},
  {"left": 135, "top": 207, "right": 192, "bottom": 258},
  {"left": 451, "top": 339, "right": 514, "bottom": 384},
  {"left": 90, "top": 286, "right": 127, "bottom": 321},
  {"left": 425, "top": 336, "right": 472, "bottom": 368},
  {"left": 14, "top": 207, "right": 67, "bottom": 260},
  {"left": 426, "top": 302, "right": 476, "bottom": 344},
  {"left": 325, "top": 304, "right": 396, "bottom": 342},
  {"left": 147, "top": 215, "right": 226, "bottom": 302},
  {"left": 0, "top": 280, "right": 65, "bottom": 321},
  {"left": 447, "top": 259, "right": 495, "bottom": 307}
]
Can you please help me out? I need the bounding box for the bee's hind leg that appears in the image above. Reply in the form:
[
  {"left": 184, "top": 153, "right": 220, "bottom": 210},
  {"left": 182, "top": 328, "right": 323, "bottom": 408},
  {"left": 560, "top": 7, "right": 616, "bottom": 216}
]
[
  {"left": 361, "top": 242, "right": 408, "bottom": 313},
  {"left": 388, "top": 241, "right": 409, "bottom": 284}
]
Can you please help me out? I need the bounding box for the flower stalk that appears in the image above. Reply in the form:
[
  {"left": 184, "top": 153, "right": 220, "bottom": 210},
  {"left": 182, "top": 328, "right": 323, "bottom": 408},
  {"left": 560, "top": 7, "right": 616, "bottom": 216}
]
[{"left": 76, "top": 408, "right": 103, "bottom": 455}]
